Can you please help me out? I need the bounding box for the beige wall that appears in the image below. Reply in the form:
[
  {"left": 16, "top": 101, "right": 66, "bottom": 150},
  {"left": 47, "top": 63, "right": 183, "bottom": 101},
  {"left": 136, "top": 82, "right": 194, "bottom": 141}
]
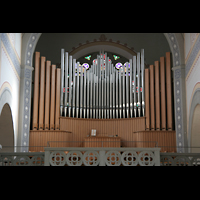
[
  {"left": 0, "top": 103, "right": 14, "bottom": 152},
  {"left": 185, "top": 33, "right": 200, "bottom": 149},
  {"left": 191, "top": 104, "right": 200, "bottom": 152}
]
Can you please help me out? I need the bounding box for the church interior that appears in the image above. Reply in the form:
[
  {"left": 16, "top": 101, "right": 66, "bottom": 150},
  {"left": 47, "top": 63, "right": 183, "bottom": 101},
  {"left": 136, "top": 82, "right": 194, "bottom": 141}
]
[{"left": 0, "top": 33, "right": 200, "bottom": 166}]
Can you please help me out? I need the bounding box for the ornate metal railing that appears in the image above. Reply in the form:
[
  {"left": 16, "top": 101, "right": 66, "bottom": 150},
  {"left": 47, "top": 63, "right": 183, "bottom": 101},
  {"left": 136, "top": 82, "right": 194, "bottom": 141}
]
[
  {"left": 44, "top": 147, "right": 161, "bottom": 166},
  {"left": 0, "top": 152, "right": 44, "bottom": 166},
  {"left": 2, "top": 148, "right": 200, "bottom": 166},
  {"left": 160, "top": 153, "right": 200, "bottom": 166}
]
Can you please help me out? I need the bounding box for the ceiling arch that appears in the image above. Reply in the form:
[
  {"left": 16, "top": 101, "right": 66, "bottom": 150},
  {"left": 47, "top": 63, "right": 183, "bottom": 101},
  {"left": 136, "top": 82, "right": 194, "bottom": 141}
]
[{"left": 22, "top": 33, "right": 182, "bottom": 68}]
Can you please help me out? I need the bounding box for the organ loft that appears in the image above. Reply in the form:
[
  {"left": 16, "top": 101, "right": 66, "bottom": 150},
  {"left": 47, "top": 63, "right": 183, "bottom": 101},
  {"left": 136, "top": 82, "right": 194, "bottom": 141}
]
[{"left": 29, "top": 41, "right": 176, "bottom": 152}]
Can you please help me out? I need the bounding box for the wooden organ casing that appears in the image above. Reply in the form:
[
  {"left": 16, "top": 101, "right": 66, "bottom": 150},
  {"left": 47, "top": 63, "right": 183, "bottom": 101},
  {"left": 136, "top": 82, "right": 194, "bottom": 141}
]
[{"left": 29, "top": 51, "right": 176, "bottom": 152}]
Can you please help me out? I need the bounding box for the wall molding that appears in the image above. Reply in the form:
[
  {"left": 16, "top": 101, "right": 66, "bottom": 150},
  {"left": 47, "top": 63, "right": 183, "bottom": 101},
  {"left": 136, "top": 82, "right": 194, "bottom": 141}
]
[
  {"left": 186, "top": 34, "right": 200, "bottom": 79},
  {"left": 1, "top": 33, "right": 20, "bottom": 78}
]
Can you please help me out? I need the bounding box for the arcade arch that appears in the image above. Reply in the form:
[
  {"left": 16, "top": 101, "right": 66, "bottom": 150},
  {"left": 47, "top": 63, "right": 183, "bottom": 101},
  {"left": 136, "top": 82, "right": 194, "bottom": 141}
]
[{"left": 19, "top": 33, "right": 185, "bottom": 151}]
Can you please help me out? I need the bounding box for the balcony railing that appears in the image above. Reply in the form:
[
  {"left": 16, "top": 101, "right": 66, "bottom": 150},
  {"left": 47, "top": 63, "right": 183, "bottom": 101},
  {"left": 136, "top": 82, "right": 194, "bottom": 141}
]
[
  {"left": 0, "top": 152, "right": 44, "bottom": 166},
  {"left": 160, "top": 152, "right": 200, "bottom": 166},
  {"left": 44, "top": 147, "right": 161, "bottom": 166},
  {"left": 1, "top": 146, "right": 200, "bottom": 166}
]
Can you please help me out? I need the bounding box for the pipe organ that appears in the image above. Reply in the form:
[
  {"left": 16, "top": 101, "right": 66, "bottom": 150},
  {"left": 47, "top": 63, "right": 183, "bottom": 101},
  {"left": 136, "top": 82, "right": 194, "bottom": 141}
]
[
  {"left": 30, "top": 49, "right": 176, "bottom": 152},
  {"left": 60, "top": 49, "right": 145, "bottom": 119}
]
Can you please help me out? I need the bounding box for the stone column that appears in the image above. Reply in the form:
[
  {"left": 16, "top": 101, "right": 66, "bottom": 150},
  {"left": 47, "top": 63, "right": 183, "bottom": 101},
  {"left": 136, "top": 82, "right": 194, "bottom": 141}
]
[
  {"left": 18, "top": 65, "right": 34, "bottom": 152},
  {"left": 172, "top": 65, "right": 187, "bottom": 153}
]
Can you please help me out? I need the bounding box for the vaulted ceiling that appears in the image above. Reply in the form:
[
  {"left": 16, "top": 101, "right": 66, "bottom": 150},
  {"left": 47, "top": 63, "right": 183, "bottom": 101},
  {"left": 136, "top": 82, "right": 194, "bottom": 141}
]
[{"left": 34, "top": 33, "right": 171, "bottom": 66}]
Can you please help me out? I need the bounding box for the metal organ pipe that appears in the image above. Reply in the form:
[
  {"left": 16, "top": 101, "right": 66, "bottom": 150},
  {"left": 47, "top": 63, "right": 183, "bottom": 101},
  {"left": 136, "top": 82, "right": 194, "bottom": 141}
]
[
  {"left": 60, "top": 49, "right": 64, "bottom": 116},
  {"left": 60, "top": 49, "right": 145, "bottom": 119},
  {"left": 64, "top": 52, "right": 68, "bottom": 117}
]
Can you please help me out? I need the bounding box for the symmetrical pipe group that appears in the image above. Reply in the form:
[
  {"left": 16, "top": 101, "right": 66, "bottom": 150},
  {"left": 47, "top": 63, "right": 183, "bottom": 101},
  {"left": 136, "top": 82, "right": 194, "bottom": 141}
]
[{"left": 60, "top": 49, "right": 145, "bottom": 119}]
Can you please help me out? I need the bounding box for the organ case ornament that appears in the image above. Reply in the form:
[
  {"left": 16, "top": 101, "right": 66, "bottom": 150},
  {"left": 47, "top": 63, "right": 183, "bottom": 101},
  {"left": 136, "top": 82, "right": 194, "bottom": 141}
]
[{"left": 60, "top": 49, "right": 145, "bottom": 119}]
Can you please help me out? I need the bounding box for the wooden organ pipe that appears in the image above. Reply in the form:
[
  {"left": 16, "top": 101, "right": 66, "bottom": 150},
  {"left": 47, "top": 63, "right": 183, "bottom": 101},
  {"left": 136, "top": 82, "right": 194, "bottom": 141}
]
[
  {"left": 32, "top": 52, "right": 40, "bottom": 130},
  {"left": 166, "top": 52, "right": 173, "bottom": 130},
  {"left": 150, "top": 65, "right": 155, "bottom": 130},
  {"left": 145, "top": 68, "right": 150, "bottom": 130},
  {"left": 39, "top": 56, "right": 46, "bottom": 130},
  {"left": 55, "top": 69, "right": 61, "bottom": 130},
  {"left": 50, "top": 65, "right": 56, "bottom": 130},
  {"left": 44, "top": 60, "right": 51, "bottom": 130},
  {"left": 145, "top": 53, "right": 174, "bottom": 131},
  {"left": 155, "top": 61, "right": 160, "bottom": 130},
  {"left": 160, "top": 57, "right": 166, "bottom": 130}
]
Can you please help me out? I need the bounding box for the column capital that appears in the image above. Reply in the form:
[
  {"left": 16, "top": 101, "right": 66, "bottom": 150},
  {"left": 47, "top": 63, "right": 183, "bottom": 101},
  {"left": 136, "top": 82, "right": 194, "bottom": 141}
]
[
  {"left": 21, "top": 65, "right": 34, "bottom": 71},
  {"left": 172, "top": 64, "right": 185, "bottom": 71},
  {"left": 20, "top": 65, "right": 34, "bottom": 79}
]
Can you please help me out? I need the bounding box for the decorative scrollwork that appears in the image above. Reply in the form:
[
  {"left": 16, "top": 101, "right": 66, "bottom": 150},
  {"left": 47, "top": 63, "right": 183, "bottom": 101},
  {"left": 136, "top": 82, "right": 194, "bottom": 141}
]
[
  {"left": 160, "top": 156, "right": 174, "bottom": 166},
  {"left": 0, "top": 156, "right": 13, "bottom": 166},
  {"left": 174, "top": 156, "right": 191, "bottom": 166},
  {"left": 50, "top": 151, "right": 66, "bottom": 166},
  {"left": 190, "top": 157, "right": 200, "bottom": 166},
  {"left": 83, "top": 151, "right": 100, "bottom": 166},
  {"left": 66, "top": 151, "right": 82, "bottom": 166},
  {"left": 31, "top": 156, "right": 44, "bottom": 166},
  {"left": 105, "top": 151, "right": 121, "bottom": 166},
  {"left": 138, "top": 151, "right": 155, "bottom": 166},
  {"left": 14, "top": 156, "right": 30, "bottom": 166},
  {"left": 121, "top": 151, "right": 138, "bottom": 166}
]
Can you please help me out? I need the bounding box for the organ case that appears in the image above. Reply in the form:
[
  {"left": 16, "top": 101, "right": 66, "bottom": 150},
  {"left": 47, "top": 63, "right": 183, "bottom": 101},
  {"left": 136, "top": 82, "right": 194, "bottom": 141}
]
[{"left": 30, "top": 50, "right": 176, "bottom": 152}]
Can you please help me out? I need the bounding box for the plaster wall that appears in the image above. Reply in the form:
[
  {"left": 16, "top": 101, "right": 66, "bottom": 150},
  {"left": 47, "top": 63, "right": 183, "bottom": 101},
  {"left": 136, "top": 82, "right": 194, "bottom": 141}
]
[
  {"left": 185, "top": 33, "right": 200, "bottom": 148},
  {"left": 0, "top": 33, "right": 21, "bottom": 147}
]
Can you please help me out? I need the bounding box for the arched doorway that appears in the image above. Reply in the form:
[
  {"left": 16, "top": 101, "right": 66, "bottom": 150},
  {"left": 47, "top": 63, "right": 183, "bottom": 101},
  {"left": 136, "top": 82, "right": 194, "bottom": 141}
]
[
  {"left": 191, "top": 104, "right": 200, "bottom": 153},
  {"left": 0, "top": 103, "right": 14, "bottom": 152}
]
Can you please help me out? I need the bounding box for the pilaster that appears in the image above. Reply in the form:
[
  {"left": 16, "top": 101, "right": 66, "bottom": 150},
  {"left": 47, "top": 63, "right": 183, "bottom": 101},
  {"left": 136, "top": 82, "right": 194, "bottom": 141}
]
[
  {"left": 172, "top": 65, "right": 187, "bottom": 153},
  {"left": 18, "top": 65, "right": 34, "bottom": 152}
]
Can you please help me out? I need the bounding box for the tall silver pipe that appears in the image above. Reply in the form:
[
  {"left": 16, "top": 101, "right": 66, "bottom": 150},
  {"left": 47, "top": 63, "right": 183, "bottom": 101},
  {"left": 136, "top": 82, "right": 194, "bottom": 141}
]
[
  {"left": 104, "top": 54, "right": 108, "bottom": 119},
  {"left": 133, "top": 56, "right": 137, "bottom": 117},
  {"left": 116, "top": 69, "right": 118, "bottom": 119},
  {"left": 101, "top": 53, "right": 104, "bottom": 118},
  {"left": 86, "top": 69, "right": 89, "bottom": 118},
  {"left": 129, "top": 59, "right": 133, "bottom": 118},
  {"left": 98, "top": 52, "right": 101, "bottom": 119},
  {"left": 64, "top": 52, "right": 68, "bottom": 117},
  {"left": 72, "top": 59, "right": 76, "bottom": 118},
  {"left": 113, "top": 64, "right": 115, "bottom": 119},
  {"left": 76, "top": 62, "right": 80, "bottom": 118},
  {"left": 107, "top": 60, "right": 110, "bottom": 119},
  {"left": 83, "top": 67, "right": 86, "bottom": 118},
  {"left": 119, "top": 67, "right": 122, "bottom": 118},
  {"left": 68, "top": 56, "right": 73, "bottom": 118},
  {"left": 137, "top": 53, "right": 141, "bottom": 117},
  {"left": 95, "top": 57, "right": 99, "bottom": 119},
  {"left": 122, "top": 64, "right": 125, "bottom": 118},
  {"left": 126, "top": 62, "right": 129, "bottom": 118},
  {"left": 90, "top": 66, "right": 93, "bottom": 118},
  {"left": 60, "top": 49, "right": 65, "bottom": 116},
  {"left": 79, "top": 63, "right": 83, "bottom": 118},
  {"left": 141, "top": 49, "right": 145, "bottom": 117},
  {"left": 93, "top": 65, "right": 96, "bottom": 119},
  {"left": 109, "top": 63, "right": 113, "bottom": 118}
]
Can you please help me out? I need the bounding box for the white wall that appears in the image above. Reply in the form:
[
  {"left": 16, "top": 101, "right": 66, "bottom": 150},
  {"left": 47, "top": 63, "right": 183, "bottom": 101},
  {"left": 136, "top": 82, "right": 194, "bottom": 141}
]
[
  {"left": 0, "top": 33, "right": 21, "bottom": 147},
  {"left": 185, "top": 33, "right": 200, "bottom": 146}
]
